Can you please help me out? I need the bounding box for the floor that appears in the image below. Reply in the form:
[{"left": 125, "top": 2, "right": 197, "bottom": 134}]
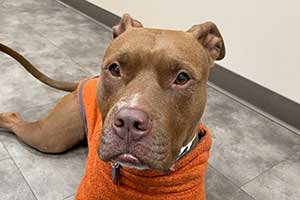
[{"left": 0, "top": 0, "right": 299, "bottom": 200}]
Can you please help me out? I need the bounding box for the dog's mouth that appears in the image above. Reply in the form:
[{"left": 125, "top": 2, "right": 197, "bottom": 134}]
[
  {"left": 112, "top": 153, "right": 150, "bottom": 170},
  {"left": 99, "top": 106, "right": 172, "bottom": 171}
]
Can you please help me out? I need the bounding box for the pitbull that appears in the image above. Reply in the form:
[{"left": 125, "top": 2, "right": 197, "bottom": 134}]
[{"left": 0, "top": 14, "right": 225, "bottom": 200}]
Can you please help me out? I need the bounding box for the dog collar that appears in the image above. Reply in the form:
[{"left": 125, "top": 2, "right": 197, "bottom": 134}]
[
  {"left": 176, "top": 133, "right": 197, "bottom": 161},
  {"left": 111, "top": 129, "right": 206, "bottom": 184},
  {"left": 112, "top": 162, "right": 120, "bottom": 184},
  {"left": 176, "top": 128, "right": 206, "bottom": 161}
]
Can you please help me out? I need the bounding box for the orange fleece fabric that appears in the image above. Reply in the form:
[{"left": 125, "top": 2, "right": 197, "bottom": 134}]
[{"left": 75, "top": 78, "right": 212, "bottom": 200}]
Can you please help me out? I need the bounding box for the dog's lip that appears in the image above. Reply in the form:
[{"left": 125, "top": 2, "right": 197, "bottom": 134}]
[{"left": 113, "top": 153, "right": 142, "bottom": 165}]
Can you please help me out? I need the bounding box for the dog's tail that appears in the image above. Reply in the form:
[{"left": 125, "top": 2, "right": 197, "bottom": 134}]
[{"left": 0, "top": 43, "right": 77, "bottom": 92}]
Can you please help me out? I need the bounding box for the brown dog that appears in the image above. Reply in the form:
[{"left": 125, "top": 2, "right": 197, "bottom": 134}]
[{"left": 0, "top": 14, "right": 225, "bottom": 200}]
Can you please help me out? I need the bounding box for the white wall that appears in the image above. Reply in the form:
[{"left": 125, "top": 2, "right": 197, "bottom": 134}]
[{"left": 87, "top": 0, "right": 300, "bottom": 103}]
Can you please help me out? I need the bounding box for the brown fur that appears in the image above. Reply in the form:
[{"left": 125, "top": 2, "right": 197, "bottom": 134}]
[{"left": 0, "top": 14, "right": 225, "bottom": 172}]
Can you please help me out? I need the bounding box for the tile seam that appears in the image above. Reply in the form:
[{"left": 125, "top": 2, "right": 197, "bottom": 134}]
[{"left": 2, "top": 143, "right": 39, "bottom": 200}]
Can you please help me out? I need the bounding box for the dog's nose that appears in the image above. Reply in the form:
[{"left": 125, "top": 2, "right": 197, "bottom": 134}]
[{"left": 113, "top": 108, "right": 151, "bottom": 140}]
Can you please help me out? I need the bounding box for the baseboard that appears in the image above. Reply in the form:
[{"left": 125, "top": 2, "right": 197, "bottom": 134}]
[
  {"left": 58, "top": 0, "right": 120, "bottom": 28},
  {"left": 209, "top": 65, "right": 300, "bottom": 134},
  {"left": 58, "top": 0, "right": 300, "bottom": 134}
]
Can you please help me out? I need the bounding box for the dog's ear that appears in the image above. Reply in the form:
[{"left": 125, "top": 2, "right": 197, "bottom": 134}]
[
  {"left": 187, "top": 22, "right": 225, "bottom": 62},
  {"left": 112, "top": 14, "right": 143, "bottom": 38}
]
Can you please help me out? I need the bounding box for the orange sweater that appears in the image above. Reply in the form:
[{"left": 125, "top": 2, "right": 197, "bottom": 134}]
[{"left": 75, "top": 78, "right": 212, "bottom": 200}]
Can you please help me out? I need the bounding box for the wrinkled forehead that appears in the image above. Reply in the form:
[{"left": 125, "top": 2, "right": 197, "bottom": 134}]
[{"left": 103, "top": 28, "right": 209, "bottom": 72}]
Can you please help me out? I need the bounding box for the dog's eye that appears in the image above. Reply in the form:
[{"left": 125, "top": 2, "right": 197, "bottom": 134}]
[
  {"left": 174, "top": 72, "right": 190, "bottom": 85},
  {"left": 108, "top": 63, "right": 121, "bottom": 77}
]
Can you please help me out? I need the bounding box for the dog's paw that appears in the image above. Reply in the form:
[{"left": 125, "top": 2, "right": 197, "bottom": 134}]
[{"left": 0, "top": 112, "right": 22, "bottom": 129}]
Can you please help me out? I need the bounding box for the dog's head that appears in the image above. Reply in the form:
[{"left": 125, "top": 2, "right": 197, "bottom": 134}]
[{"left": 97, "top": 14, "right": 225, "bottom": 172}]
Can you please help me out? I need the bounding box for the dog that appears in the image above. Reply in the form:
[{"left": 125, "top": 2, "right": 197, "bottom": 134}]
[{"left": 0, "top": 14, "right": 225, "bottom": 200}]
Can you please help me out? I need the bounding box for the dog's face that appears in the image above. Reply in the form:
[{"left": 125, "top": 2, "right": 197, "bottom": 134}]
[{"left": 97, "top": 14, "right": 225, "bottom": 172}]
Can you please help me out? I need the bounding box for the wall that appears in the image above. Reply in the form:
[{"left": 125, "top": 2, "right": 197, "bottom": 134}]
[{"left": 87, "top": 0, "right": 300, "bottom": 103}]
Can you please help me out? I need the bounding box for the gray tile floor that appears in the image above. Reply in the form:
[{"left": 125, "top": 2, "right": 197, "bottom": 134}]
[{"left": 0, "top": 0, "right": 299, "bottom": 199}]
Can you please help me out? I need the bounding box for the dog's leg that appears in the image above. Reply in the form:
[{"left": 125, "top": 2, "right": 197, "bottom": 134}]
[{"left": 0, "top": 91, "right": 85, "bottom": 153}]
